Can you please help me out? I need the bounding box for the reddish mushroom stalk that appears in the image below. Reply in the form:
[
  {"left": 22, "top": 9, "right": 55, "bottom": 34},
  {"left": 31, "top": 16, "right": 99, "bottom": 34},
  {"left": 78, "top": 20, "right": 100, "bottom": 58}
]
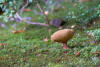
[{"left": 63, "top": 43, "right": 69, "bottom": 49}]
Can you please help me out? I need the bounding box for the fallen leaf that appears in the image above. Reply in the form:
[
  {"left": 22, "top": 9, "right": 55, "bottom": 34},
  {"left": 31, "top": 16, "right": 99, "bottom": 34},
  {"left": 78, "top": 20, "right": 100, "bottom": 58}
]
[
  {"left": 0, "top": 43, "right": 7, "bottom": 46},
  {"left": 93, "top": 51, "right": 100, "bottom": 55},
  {"left": 42, "top": 50, "right": 50, "bottom": 54},
  {"left": 64, "top": 51, "right": 68, "bottom": 54},
  {"left": 75, "top": 51, "right": 80, "bottom": 56},
  {"left": 43, "top": 38, "right": 49, "bottom": 44},
  {"left": 0, "top": 56, "right": 3, "bottom": 60},
  {"left": 56, "top": 58, "right": 61, "bottom": 63},
  {"left": 24, "top": 8, "right": 31, "bottom": 12},
  {"left": 25, "top": 32, "right": 28, "bottom": 36},
  {"left": 12, "top": 30, "right": 26, "bottom": 34}
]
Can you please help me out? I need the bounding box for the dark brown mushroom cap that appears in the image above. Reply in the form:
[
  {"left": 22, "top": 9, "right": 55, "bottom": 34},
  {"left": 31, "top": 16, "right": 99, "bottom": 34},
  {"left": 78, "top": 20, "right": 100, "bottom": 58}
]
[{"left": 51, "top": 29, "right": 74, "bottom": 43}]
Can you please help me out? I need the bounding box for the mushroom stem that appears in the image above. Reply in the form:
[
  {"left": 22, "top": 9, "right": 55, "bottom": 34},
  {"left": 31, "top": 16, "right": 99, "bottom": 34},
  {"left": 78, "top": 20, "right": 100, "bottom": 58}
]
[{"left": 63, "top": 43, "right": 69, "bottom": 49}]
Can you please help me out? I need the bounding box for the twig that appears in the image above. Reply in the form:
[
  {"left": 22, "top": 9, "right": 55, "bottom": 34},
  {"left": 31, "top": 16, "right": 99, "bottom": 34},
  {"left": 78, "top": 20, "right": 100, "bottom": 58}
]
[
  {"left": 36, "top": 2, "right": 49, "bottom": 24},
  {"left": 15, "top": 13, "right": 23, "bottom": 21},
  {"left": 24, "top": 21, "right": 49, "bottom": 26},
  {"left": 19, "top": 0, "right": 29, "bottom": 14},
  {"left": 13, "top": 13, "right": 49, "bottom": 27},
  {"left": 0, "top": 22, "right": 7, "bottom": 28}
]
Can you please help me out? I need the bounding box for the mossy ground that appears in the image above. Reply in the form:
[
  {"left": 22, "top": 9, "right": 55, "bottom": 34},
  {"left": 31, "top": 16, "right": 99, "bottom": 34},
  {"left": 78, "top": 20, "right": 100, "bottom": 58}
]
[{"left": 0, "top": 2, "right": 100, "bottom": 67}]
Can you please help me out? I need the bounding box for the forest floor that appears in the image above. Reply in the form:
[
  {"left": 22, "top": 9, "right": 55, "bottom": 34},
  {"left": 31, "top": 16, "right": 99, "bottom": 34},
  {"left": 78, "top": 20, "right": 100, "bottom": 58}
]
[{"left": 0, "top": 2, "right": 100, "bottom": 67}]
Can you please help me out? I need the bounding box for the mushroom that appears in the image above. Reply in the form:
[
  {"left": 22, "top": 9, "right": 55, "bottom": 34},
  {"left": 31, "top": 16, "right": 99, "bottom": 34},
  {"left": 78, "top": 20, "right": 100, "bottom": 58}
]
[{"left": 51, "top": 25, "right": 76, "bottom": 49}]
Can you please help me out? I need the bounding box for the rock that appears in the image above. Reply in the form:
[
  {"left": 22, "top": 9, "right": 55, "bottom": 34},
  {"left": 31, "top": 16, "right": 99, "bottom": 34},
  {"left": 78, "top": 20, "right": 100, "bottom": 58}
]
[{"left": 49, "top": 18, "right": 66, "bottom": 28}]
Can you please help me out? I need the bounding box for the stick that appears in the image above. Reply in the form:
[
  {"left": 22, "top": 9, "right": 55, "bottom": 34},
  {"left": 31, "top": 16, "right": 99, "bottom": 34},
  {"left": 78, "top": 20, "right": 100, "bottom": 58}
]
[
  {"left": 36, "top": 2, "right": 49, "bottom": 24},
  {"left": 19, "top": 0, "right": 29, "bottom": 14},
  {"left": 13, "top": 13, "right": 49, "bottom": 27}
]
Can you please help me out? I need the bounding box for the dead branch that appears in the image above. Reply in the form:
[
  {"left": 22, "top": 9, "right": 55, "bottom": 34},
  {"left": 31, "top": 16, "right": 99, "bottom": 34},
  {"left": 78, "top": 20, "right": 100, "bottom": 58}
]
[
  {"left": 24, "top": 20, "right": 49, "bottom": 26},
  {"left": 0, "top": 22, "right": 7, "bottom": 28},
  {"left": 36, "top": 2, "right": 49, "bottom": 24},
  {"left": 19, "top": 0, "right": 29, "bottom": 14},
  {"left": 12, "top": 13, "right": 49, "bottom": 27}
]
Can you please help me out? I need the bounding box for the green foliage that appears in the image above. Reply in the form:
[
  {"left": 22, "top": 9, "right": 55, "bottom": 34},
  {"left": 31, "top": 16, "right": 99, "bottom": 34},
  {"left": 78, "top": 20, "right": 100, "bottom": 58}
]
[
  {"left": 65, "top": 3, "right": 100, "bottom": 26},
  {"left": 97, "top": 4, "right": 100, "bottom": 17},
  {"left": 87, "top": 29, "right": 100, "bottom": 41},
  {"left": 0, "top": 0, "right": 17, "bottom": 22},
  {"left": 47, "top": 63, "right": 66, "bottom": 67},
  {"left": 0, "top": 0, "right": 44, "bottom": 22}
]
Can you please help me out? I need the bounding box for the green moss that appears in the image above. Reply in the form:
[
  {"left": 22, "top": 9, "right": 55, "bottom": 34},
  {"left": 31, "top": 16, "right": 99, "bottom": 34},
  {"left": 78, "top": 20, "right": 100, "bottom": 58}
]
[{"left": 0, "top": 2, "right": 100, "bottom": 67}]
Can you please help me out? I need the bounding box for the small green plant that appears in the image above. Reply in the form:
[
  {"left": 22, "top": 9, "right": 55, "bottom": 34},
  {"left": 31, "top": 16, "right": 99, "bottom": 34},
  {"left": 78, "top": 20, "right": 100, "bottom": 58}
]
[
  {"left": 65, "top": 3, "right": 100, "bottom": 26},
  {"left": 87, "top": 29, "right": 100, "bottom": 41},
  {"left": 97, "top": 4, "right": 100, "bottom": 17}
]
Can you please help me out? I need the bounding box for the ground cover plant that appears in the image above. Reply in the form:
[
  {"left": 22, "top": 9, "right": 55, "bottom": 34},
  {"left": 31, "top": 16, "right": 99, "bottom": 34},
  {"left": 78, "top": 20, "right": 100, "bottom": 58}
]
[{"left": 0, "top": 0, "right": 100, "bottom": 67}]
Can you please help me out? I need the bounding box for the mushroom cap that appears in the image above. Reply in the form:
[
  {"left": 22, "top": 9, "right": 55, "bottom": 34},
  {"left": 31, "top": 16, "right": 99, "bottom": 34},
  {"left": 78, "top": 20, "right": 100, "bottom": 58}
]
[{"left": 51, "top": 29, "right": 74, "bottom": 43}]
